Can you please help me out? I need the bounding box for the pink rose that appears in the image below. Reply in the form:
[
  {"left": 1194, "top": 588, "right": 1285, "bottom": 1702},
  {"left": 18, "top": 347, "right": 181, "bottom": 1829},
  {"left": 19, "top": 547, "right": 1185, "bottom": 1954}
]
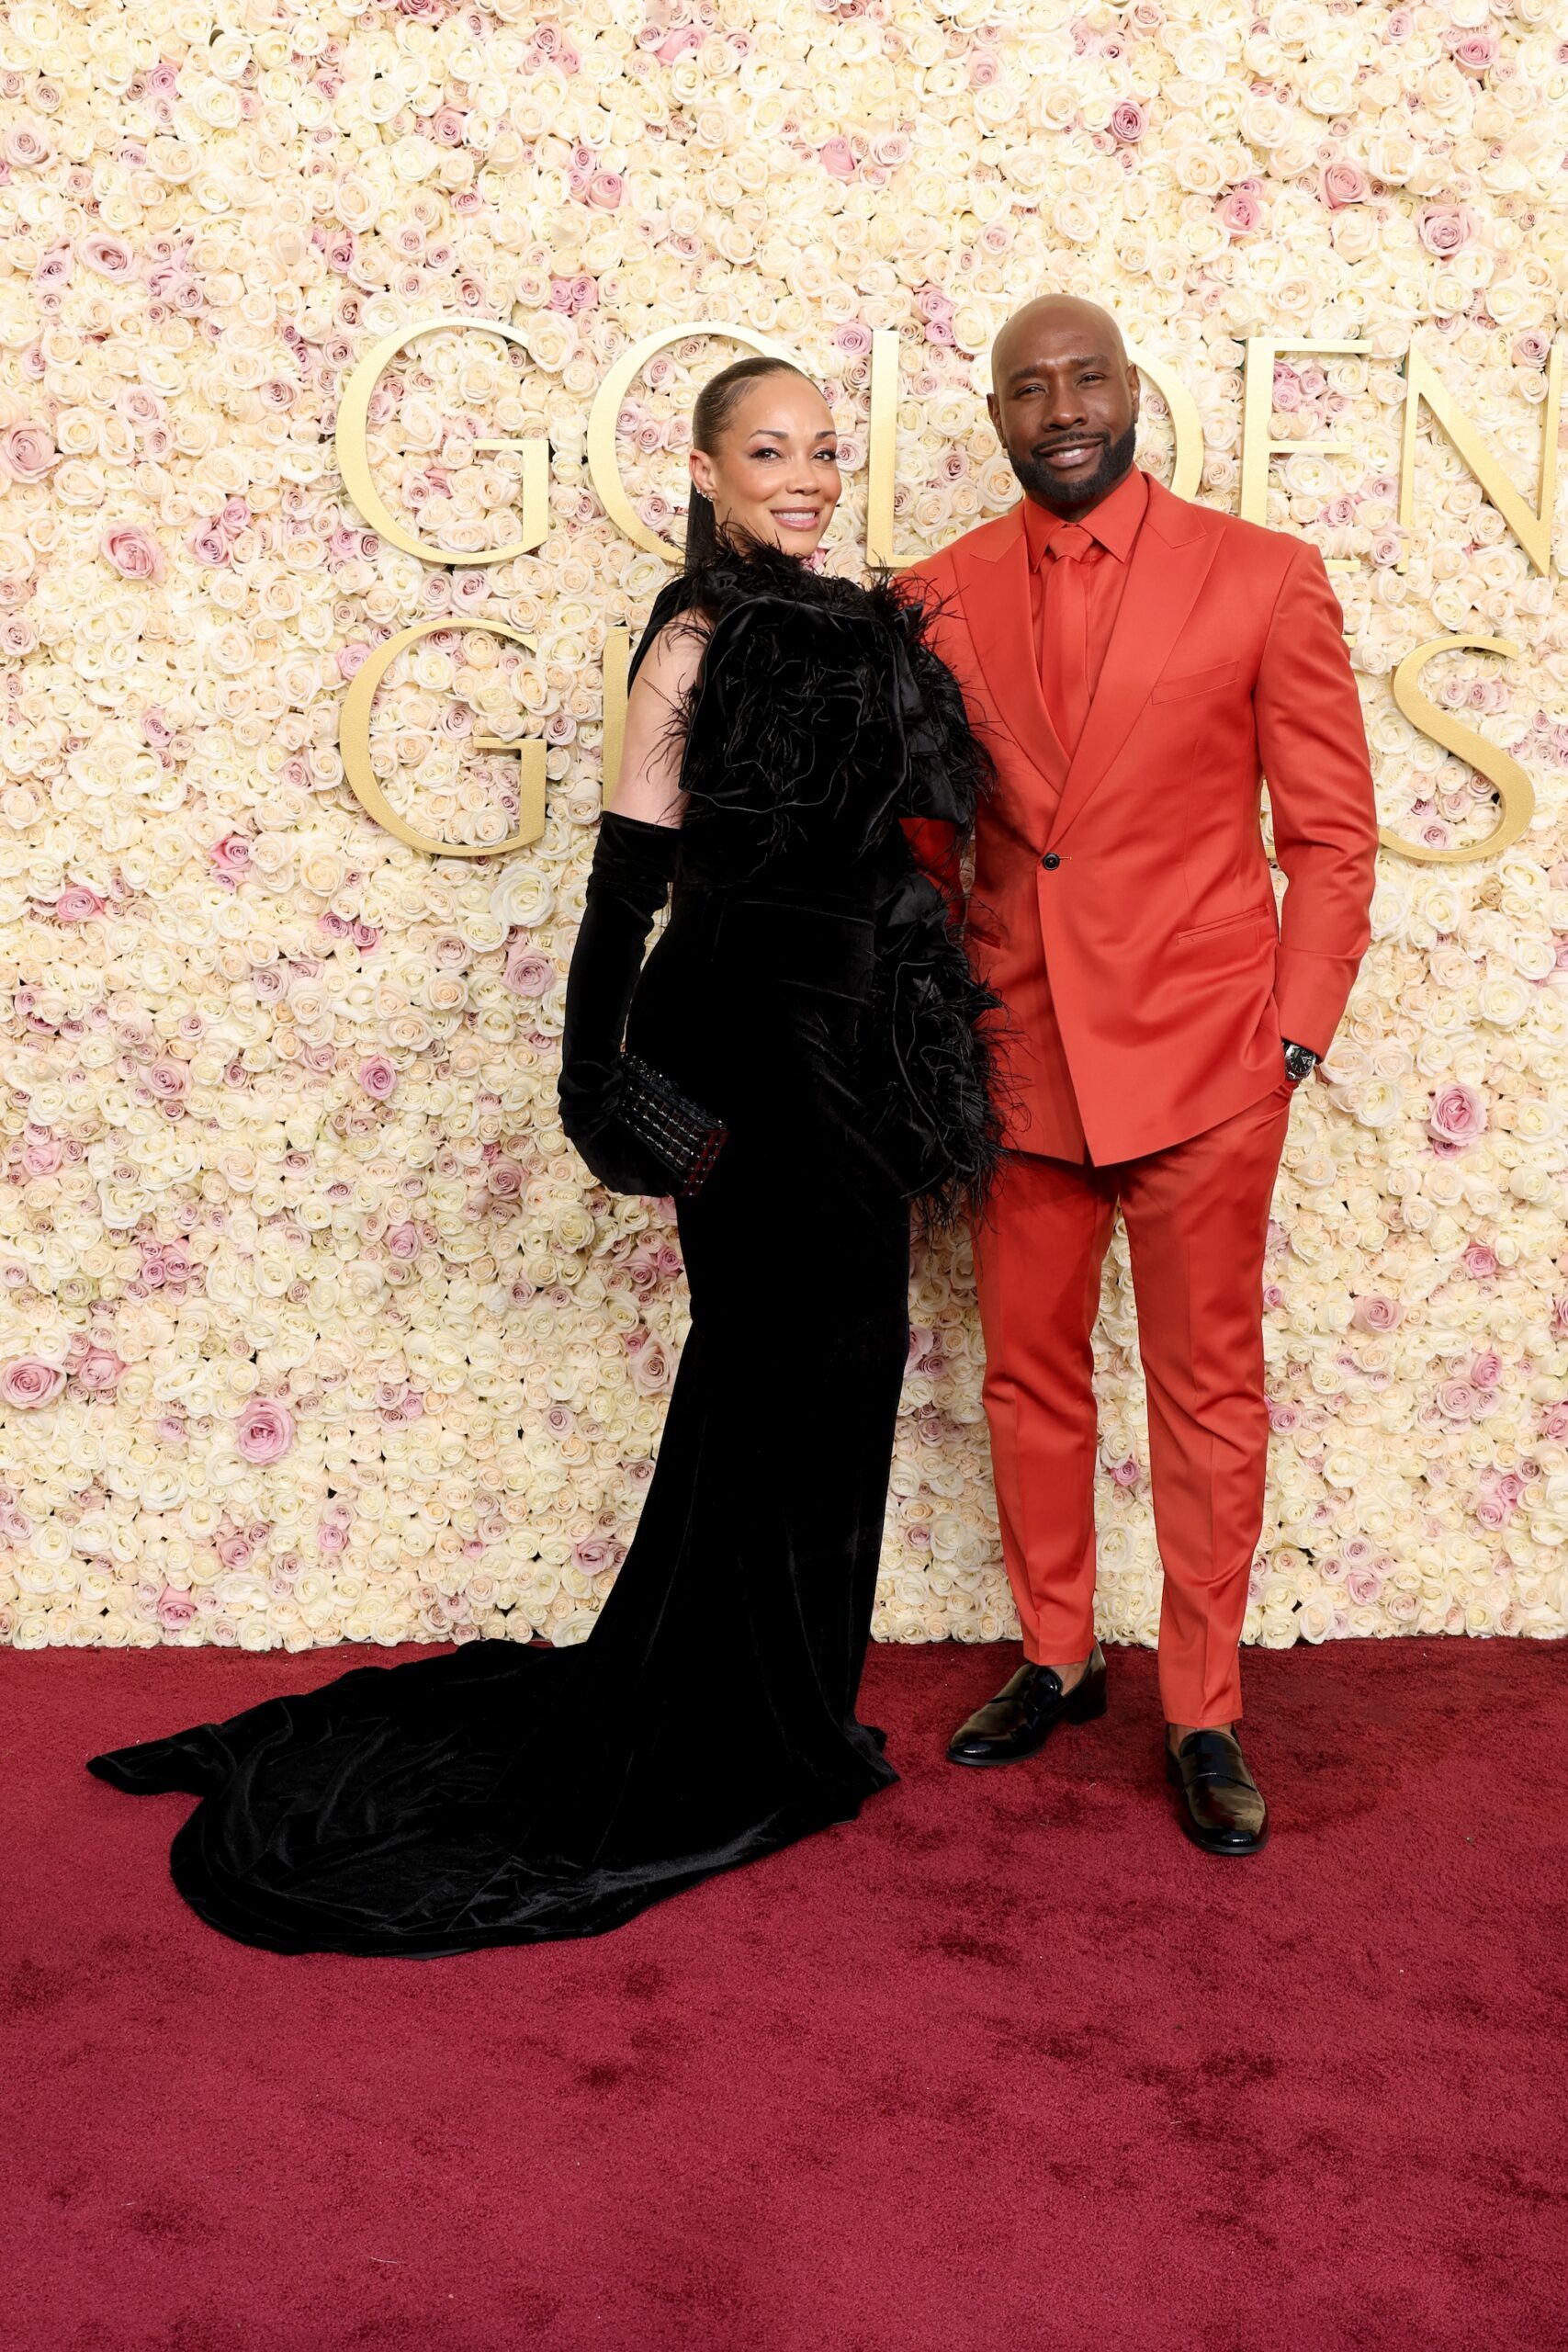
[
  {"left": 655, "top": 27, "right": 701, "bottom": 62},
  {"left": 100, "top": 525, "right": 164, "bottom": 582},
  {"left": 22, "top": 1133, "right": 62, "bottom": 1177},
  {"left": 358, "top": 1054, "right": 398, "bottom": 1101},
  {"left": 0, "top": 421, "right": 56, "bottom": 481},
  {"left": 1110, "top": 99, "right": 1147, "bottom": 143},
  {"left": 628, "top": 1337, "right": 671, "bottom": 1395},
  {"left": 386, "top": 1220, "right": 421, "bottom": 1259},
  {"left": 80, "top": 232, "right": 135, "bottom": 277},
  {"left": 833, "top": 322, "right": 873, "bottom": 357},
  {"left": 819, "top": 138, "right": 857, "bottom": 179},
  {"left": 1472, "top": 1351, "right": 1502, "bottom": 1390},
  {"left": 157, "top": 1588, "right": 197, "bottom": 1631},
  {"left": 1450, "top": 30, "right": 1498, "bottom": 73},
  {"left": 1351, "top": 1295, "right": 1404, "bottom": 1332},
  {"left": 188, "top": 518, "right": 231, "bottom": 566},
  {"left": 586, "top": 170, "right": 624, "bottom": 209},
  {"left": 1, "top": 1356, "right": 65, "bottom": 1409},
  {"left": 4, "top": 119, "right": 52, "bottom": 169},
  {"left": 1541, "top": 1402, "right": 1568, "bottom": 1441},
  {"left": 75, "top": 1347, "right": 124, "bottom": 1393},
  {"left": 1322, "top": 162, "right": 1369, "bottom": 208},
  {"left": 1220, "top": 190, "right": 1264, "bottom": 236},
  {"left": 209, "top": 833, "right": 252, "bottom": 880},
  {"left": 234, "top": 1398, "right": 295, "bottom": 1464},
  {"left": 571, "top": 1537, "right": 619, "bottom": 1576},
  {"left": 1428, "top": 1082, "right": 1486, "bottom": 1152},
  {"left": 502, "top": 947, "right": 553, "bottom": 998},
  {"left": 54, "top": 886, "right": 102, "bottom": 922},
  {"left": 1418, "top": 206, "right": 1477, "bottom": 257},
  {"left": 1462, "top": 1242, "right": 1498, "bottom": 1280},
  {"left": 968, "top": 52, "right": 1001, "bottom": 89}
]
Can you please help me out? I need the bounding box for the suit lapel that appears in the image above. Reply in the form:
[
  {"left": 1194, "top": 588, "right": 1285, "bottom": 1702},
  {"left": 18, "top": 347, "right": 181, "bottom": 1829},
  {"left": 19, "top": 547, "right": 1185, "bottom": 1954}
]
[
  {"left": 1045, "top": 482, "right": 1224, "bottom": 848},
  {"left": 950, "top": 509, "right": 1070, "bottom": 799}
]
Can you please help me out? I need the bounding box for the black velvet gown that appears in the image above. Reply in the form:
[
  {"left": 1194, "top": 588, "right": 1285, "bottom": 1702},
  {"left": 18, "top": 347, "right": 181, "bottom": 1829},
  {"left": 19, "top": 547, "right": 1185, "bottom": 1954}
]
[{"left": 87, "top": 551, "right": 999, "bottom": 1955}]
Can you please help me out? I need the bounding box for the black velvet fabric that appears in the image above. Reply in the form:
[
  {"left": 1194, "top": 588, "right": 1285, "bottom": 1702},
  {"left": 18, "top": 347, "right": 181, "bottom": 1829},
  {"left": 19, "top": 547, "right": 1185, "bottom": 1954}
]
[
  {"left": 86, "top": 550, "right": 998, "bottom": 1956},
  {"left": 556, "top": 810, "right": 684, "bottom": 1195}
]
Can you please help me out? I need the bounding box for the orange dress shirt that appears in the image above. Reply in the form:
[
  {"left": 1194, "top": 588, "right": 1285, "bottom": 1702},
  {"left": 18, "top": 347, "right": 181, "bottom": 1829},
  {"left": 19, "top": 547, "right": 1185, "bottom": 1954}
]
[{"left": 1023, "top": 466, "right": 1149, "bottom": 757}]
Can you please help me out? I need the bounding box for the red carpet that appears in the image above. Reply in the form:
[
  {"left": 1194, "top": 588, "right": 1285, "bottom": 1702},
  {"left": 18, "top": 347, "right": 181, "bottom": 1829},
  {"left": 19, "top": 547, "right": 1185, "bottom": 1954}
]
[{"left": 6, "top": 1637, "right": 1566, "bottom": 2352}]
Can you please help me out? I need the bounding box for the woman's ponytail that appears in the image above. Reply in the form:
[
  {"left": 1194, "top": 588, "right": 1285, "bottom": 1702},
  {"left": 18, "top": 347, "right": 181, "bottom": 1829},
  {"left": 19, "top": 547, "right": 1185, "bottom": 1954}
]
[{"left": 682, "top": 484, "right": 723, "bottom": 571}]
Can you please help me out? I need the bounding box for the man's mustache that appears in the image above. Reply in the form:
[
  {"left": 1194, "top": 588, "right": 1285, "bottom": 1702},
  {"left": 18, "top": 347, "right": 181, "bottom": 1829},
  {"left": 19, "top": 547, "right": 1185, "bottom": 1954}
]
[{"left": 1030, "top": 433, "right": 1110, "bottom": 458}]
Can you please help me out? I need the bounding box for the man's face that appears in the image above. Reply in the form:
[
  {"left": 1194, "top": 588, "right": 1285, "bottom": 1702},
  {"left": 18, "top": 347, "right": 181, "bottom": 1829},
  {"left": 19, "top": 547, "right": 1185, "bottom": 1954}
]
[{"left": 987, "top": 316, "right": 1140, "bottom": 515}]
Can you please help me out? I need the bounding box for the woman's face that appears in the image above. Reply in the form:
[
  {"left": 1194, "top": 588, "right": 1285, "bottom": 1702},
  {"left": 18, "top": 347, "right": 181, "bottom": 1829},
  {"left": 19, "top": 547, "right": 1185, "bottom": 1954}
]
[{"left": 688, "top": 373, "right": 841, "bottom": 556}]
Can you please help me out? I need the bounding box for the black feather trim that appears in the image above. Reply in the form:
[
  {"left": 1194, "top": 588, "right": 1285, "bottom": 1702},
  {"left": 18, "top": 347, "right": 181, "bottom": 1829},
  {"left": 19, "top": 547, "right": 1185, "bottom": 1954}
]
[
  {"left": 871, "top": 866, "right": 1009, "bottom": 1231},
  {"left": 672, "top": 539, "right": 992, "bottom": 870},
  {"left": 659, "top": 539, "right": 1007, "bottom": 1222}
]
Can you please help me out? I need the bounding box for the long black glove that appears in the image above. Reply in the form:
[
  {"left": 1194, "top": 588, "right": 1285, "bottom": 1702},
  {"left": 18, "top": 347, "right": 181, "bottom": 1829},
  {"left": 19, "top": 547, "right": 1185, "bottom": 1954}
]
[{"left": 558, "top": 811, "right": 681, "bottom": 1194}]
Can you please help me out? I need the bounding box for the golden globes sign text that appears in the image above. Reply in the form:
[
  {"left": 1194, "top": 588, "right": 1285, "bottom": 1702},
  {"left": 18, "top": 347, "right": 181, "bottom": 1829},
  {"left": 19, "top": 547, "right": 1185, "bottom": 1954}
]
[{"left": 336, "top": 318, "right": 1560, "bottom": 867}]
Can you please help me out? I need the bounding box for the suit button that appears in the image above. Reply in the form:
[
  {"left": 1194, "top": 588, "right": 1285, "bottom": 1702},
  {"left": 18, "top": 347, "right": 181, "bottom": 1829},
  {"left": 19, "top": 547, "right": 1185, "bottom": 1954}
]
[{"left": 1042, "top": 852, "right": 1060, "bottom": 870}]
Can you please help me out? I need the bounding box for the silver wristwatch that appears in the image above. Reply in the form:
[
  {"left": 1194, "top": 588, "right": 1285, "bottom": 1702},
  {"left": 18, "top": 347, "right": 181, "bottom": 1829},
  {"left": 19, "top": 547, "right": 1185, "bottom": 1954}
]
[{"left": 1282, "top": 1040, "right": 1318, "bottom": 1085}]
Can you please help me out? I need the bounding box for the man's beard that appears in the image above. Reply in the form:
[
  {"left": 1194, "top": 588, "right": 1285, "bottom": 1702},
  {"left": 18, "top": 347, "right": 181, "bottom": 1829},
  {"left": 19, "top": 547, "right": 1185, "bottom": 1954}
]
[{"left": 1010, "top": 417, "right": 1139, "bottom": 514}]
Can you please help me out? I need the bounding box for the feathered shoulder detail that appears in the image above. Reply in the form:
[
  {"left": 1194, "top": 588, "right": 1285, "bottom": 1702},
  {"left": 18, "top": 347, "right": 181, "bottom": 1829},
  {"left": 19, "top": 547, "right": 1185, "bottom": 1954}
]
[{"left": 663, "top": 541, "right": 990, "bottom": 872}]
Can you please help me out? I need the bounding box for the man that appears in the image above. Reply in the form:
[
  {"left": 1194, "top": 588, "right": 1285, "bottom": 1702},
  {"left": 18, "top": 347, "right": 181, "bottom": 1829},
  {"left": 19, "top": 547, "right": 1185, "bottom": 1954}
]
[{"left": 907, "top": 297, "right": 1378, "bottom": 1854}]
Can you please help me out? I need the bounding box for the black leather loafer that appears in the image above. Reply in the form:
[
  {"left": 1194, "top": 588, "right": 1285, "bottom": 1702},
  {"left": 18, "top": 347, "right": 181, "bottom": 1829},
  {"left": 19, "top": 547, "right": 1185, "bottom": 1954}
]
[
  {"left": 945, "top": 1645, "right": 1107, "bottom": 1767},
  {"left": 1166, "top": 1728, "right": 1269, "bottom": 1855}
]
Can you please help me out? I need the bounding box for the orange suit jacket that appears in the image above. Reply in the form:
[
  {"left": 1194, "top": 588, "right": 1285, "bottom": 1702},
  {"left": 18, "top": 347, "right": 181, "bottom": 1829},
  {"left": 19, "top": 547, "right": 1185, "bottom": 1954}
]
[{"left": 906, "top": 473, "right": 1379, "bottom": 1164}]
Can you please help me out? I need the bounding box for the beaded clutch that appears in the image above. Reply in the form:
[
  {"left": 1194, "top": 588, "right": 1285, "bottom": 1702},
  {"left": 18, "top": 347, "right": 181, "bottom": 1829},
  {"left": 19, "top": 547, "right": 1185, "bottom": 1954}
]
[{"left": 619, "top": 1052, "right": 729, "bottom": 1199}]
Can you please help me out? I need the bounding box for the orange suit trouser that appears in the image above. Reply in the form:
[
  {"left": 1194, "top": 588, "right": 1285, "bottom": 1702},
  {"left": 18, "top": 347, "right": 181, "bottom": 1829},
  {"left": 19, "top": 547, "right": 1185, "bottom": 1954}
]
[{"left": 973, "top": 1079, "right": 1295, "bottom": 1728}]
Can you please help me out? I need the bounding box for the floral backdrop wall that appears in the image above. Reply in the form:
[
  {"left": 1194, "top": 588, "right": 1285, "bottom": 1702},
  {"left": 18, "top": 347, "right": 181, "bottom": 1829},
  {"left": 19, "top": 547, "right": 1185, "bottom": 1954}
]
[{"left": 2, "top": 0, "right": 1566, "bottom": 1657}]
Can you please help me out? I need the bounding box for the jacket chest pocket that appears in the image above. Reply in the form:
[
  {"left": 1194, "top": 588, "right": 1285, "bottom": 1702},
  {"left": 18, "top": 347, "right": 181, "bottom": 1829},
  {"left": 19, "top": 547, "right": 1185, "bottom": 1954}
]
[{"left": 1150, "top": 659, "right": 1240, "bottom": 704}]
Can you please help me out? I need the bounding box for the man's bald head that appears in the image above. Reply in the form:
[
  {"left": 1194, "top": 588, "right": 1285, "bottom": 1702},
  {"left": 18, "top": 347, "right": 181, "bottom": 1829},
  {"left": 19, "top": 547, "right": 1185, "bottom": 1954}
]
[
  {"left": 987, "top": 296, "right": 1140, "bottom": 516},
  {"left": 991, "top": 297, "right": 1129, "bottom": 389}
]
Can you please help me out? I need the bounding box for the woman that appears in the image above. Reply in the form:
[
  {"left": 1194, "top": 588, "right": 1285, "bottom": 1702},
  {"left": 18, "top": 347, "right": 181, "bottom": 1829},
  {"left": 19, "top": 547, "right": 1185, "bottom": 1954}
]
[{"left": 87, "top": 357, "right": 999, "bottom": 1955}]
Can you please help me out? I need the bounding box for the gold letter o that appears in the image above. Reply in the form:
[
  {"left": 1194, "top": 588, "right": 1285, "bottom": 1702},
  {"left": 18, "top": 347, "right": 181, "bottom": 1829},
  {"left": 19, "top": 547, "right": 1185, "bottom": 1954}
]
[{"left": 585, "top": 322, "right": 800, "bottom": 560}]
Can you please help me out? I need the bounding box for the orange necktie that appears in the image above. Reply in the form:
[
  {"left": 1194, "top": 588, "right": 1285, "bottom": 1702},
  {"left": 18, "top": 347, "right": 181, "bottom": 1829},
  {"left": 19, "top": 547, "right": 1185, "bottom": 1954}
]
[{"left": 1040, "top": 524, "right": 1094, "bottom": 758}]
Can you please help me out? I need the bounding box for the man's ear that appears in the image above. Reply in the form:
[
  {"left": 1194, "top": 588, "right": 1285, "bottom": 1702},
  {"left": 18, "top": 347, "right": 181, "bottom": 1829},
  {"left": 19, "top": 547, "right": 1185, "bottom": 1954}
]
[
  {"left": 1126, "top": 362, "right": 1141, "bottom": 424},
  {"left": 986, "top": 390, "right": 1002, "bottom": 440}
]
